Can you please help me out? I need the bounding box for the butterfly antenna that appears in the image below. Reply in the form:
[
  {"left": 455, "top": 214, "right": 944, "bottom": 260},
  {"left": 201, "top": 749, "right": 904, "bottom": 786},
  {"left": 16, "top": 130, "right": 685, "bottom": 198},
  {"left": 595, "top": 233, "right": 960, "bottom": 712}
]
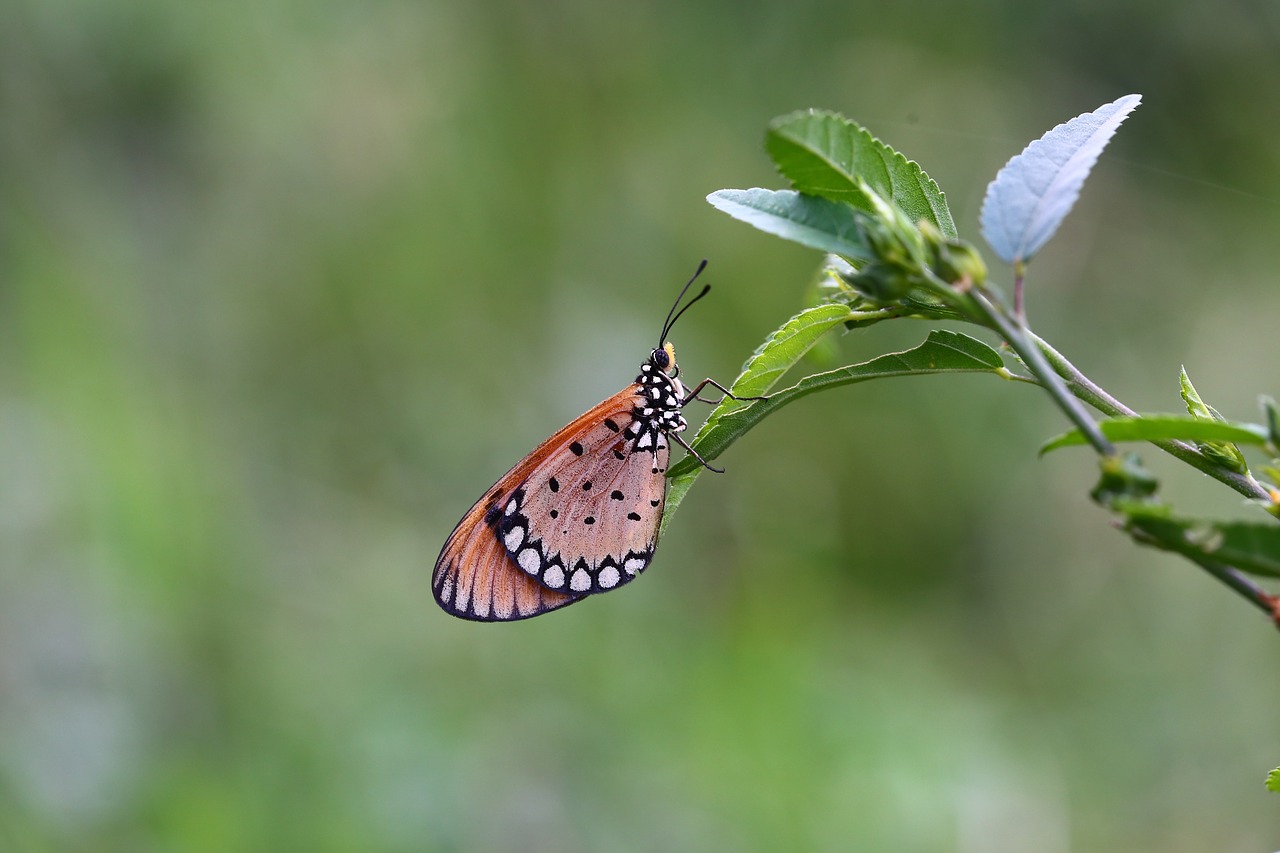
[{"left": 659, "top": 259, "right": 711, "bottom": 346}]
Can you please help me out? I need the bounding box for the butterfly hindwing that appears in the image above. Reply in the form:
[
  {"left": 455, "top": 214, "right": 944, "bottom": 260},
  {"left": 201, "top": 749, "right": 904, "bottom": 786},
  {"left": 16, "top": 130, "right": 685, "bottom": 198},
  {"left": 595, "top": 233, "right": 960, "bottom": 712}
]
[{"left": 433, "top": 504, "right": 581, "bottom": 621}]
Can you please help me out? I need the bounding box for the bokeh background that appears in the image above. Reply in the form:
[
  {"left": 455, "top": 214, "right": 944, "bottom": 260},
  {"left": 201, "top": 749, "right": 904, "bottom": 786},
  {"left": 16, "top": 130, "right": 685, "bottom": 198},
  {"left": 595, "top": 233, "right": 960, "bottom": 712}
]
[{"left": 3, "top": 0, "right": 1279, "bottom": 850}]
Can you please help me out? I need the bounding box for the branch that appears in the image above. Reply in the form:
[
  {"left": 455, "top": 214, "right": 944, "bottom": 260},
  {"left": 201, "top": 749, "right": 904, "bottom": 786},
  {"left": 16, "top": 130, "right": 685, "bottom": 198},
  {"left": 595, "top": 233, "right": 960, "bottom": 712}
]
[
  {"left": 1029, "top": 332, "right": 1272, "bottom": 504},
  {"left": 961, "top": 283, "right": 1115, "bottom": 457}
]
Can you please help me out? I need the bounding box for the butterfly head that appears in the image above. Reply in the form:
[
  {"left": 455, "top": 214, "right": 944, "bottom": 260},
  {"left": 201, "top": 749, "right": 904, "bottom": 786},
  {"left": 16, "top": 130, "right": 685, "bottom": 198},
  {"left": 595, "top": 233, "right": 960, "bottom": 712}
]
[{"left": 650, "top": 341, "right": 678, "bottom": 376}]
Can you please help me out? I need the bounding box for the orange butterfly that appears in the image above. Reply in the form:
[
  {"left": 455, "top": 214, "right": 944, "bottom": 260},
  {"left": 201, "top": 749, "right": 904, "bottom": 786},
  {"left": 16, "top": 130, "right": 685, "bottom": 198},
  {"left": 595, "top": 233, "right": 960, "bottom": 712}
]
[{"left": 433, "top": 261, "right": 755, "bottom": 621}]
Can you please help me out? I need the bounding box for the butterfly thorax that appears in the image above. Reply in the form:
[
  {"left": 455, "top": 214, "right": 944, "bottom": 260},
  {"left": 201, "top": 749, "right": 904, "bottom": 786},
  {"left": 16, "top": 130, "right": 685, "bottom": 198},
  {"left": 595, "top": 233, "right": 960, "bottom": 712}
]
[{"left": 627, "top": 349, "right": 687, "bottom": 453}]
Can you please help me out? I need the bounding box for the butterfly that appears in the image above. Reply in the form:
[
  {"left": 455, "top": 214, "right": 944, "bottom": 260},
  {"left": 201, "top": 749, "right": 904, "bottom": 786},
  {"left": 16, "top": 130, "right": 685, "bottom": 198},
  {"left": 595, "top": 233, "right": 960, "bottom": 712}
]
[{"left": 433, "top": 261, "right": 757, "bottom": 621}]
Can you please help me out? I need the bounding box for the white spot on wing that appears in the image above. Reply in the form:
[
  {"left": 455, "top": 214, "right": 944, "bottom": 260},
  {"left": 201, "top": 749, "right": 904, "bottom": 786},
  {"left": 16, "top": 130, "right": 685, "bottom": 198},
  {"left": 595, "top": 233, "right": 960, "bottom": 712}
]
[
  {"left": 543, "top": 565, "right": 565, "bottom": 589},
  {"left": 637, "top": 432, "right": 652, "bottom": 449},
  {"left": 503, "top": 526, "right": 525, "bottom": 551},
  {"left": 599, "top": 566, "right": 620, "bottom": 589},
  {"left": 570, "top": 568, "right": 591, "bottom": 592},
  {"left": 505, "top": 498, "right": 518, "bottom": 516},
  {"left": 624, "top": 556, "right": 645, "bottom": 575},
  {"left": 517, "top": 547, "right": 540, "bottom": 575}
]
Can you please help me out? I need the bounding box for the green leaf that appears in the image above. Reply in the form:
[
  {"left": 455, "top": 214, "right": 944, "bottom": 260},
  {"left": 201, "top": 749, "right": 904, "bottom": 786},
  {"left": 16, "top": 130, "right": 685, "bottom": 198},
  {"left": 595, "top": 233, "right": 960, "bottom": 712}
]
[
  {"left": 1260, "top": 395, "right": 1280, "bottom": 448},
  {"left": 1179, "top": 366, "right": 1249, "bottom": 474},
  {"left": 660, "top": 303, "right": 854, "bottom": 534},
  {"left": 722, "top": 303, "right": 858, "bottom": 400},
  {"left": 1091, "top": 453, "right": 1159, "bottom": 506},
  {"left": 1179, "top": 366, "right": 1215, "bottom": 421},
  {"left": 1267, "top": 767, "right": 1280, "bottom": 793},
  {"left": 707, "top": 189, "right": 874, "bottom": 262},
  {"left": 1041, "top": 415, "right": 1270, "bottom": 455},
  {"left": 766, "top": 110, "right": 957, "bottom": 238},
  {"left": 1123, "top": 511, "right": 1280, "bottom": 578},
  {"left": 661, "top": 329, "right": 1006, "bottom": 532}
]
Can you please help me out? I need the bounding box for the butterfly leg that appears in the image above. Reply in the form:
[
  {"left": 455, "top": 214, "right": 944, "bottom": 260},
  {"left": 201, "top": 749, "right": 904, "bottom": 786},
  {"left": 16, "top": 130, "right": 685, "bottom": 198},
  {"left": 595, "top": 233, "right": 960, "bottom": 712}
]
[
  {"left": 681, "top": 377, "right": 767, "bottom": 406},
  {"left": 669, "top": 431, "right": 725, "bottom": 474}
]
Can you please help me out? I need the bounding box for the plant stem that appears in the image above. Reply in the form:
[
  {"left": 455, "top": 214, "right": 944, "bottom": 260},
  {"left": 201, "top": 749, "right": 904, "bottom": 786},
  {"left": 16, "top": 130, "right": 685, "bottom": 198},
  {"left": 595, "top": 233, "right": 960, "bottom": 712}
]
[
  {"left": 1012, "top": 260, "right": 1026, "bottom": 324},
  {"left": 965, "top": 286, "right": 1116, "bottom": 457},
  {"left": 1028, "top": 332, "right": 1272, "bottom": 504},
  {"left": 1018, "top": 331, "right": 1278, "bottom": 621}
]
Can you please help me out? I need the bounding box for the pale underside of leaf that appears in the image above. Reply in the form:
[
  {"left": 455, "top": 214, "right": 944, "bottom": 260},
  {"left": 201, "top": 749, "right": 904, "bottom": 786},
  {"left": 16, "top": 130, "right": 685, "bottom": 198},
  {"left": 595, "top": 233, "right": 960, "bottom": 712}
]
[
  {"left": 706, "top": 189, "right": 873, "bottom": 262},
  {"left": 981, "top": 94, "right": 1141, "bottom": 264}
]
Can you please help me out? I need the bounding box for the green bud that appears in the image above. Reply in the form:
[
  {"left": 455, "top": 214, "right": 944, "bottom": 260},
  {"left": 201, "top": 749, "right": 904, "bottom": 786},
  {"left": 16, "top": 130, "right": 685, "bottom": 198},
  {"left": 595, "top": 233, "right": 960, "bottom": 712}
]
[
  {"left": 936, "top": 240, "right": 988, "bottom": 287},
  {"left": 917, "top": 220, "right": 987, "bottom": 289},
  {"left": 1092, "top": 453, "right": 1159, "bottom": 506},
  {"left": 844, "top": 261, "right": 915, "bottom": 301},
  {"left": 856, "top": 180, "right": 927, "bottom": 267}
]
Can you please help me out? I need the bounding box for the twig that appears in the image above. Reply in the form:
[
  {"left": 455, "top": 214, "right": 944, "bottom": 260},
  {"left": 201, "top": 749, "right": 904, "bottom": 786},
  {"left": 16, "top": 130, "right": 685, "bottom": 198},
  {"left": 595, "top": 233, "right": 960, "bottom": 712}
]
[
  {"left": 1028, "top": 332, "right": 1272, "bottom": 504},
  {"left": 963, "top": 286, "right": 1116, "bottom": 457}
]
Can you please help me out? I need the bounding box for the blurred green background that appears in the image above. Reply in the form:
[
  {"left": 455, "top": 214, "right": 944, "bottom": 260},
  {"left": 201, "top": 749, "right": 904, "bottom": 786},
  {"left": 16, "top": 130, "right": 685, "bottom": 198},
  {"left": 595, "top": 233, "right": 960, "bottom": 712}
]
[{"left": 3, "top": 0, "right": 1279, "bottom": 850}]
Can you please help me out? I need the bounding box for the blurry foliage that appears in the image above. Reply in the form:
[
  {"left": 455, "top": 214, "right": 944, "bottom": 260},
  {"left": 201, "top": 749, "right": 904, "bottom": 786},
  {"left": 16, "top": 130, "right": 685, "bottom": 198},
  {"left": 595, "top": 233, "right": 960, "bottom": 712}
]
[{"left": 2, "top": 0, "right": 1280, "bottom": 851}]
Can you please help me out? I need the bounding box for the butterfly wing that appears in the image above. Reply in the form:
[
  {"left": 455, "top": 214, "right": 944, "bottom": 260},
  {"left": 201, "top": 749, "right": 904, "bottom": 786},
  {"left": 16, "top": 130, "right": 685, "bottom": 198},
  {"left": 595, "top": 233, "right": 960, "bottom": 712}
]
[
  {"left": 498, "top": 388, "right": 669, "bottom": 596},
  {"left": 433, "top": 497, "right": 582, "bottom": 622},
  {"left": 433, "top": 384, "right": 668, "bottom": 621}
]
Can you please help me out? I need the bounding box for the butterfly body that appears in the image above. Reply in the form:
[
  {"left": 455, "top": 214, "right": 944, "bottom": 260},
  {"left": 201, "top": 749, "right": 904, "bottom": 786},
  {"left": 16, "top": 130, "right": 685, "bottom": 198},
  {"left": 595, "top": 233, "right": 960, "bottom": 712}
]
[{"left": 433, "top": 343, "right": 689, "bottom": 621}]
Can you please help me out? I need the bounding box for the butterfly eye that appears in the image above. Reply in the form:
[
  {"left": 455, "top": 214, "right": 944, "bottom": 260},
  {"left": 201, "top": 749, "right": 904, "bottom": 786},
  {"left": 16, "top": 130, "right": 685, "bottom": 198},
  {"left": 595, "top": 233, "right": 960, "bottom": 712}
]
[{"left": 650, "top": 347, "right": 670, "bottom": 370}]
